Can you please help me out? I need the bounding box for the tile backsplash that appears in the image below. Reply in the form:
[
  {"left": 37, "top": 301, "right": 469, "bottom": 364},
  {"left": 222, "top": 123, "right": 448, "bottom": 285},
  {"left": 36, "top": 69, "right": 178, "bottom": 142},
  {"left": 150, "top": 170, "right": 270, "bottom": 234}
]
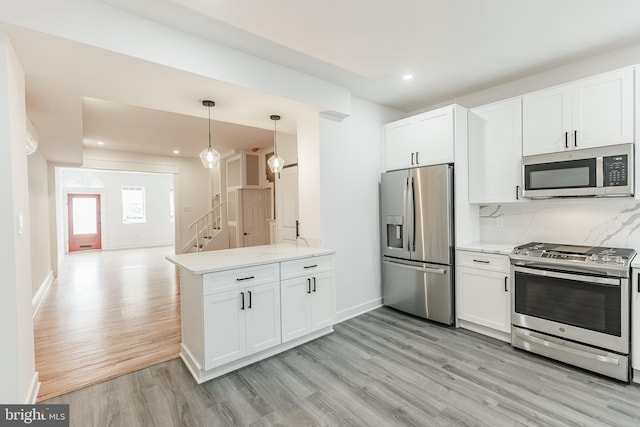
[{"left": 479, "top": 198, "right": 640, "bottom": 250}]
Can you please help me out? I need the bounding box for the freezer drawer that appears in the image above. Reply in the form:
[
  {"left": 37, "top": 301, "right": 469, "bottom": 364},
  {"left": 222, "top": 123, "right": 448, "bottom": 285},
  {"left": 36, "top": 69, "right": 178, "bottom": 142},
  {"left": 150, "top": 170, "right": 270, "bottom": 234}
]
[{"left": 382, "top": 258, "right": 453, "bottom": 325}]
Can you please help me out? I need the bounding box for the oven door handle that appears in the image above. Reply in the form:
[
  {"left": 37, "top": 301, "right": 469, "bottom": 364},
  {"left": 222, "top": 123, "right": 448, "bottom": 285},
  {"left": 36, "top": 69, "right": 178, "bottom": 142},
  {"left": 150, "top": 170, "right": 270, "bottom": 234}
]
[
  {"left": 513, "top": 266, "right": 621, "bottom": 287},
  {"left": 515, "top": 329, "right": 620, "bottom": 366}
]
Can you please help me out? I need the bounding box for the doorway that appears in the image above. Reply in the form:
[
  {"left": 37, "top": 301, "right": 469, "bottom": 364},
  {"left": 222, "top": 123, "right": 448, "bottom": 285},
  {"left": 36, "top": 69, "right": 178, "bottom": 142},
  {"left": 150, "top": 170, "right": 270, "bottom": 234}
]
[{"left": 67, "top": 193, "right": 102, "bottom": 251}]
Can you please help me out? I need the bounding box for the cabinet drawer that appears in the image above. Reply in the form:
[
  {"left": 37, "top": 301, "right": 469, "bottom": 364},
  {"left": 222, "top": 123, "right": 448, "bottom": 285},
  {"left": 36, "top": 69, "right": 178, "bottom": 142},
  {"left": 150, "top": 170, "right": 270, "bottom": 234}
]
[
  {"left": 456, "top": 251, "right": 510, "bottom": 273},
  {"left": 281, "top": 255, "right": 333, "bottom": 280},
  {"left": 203, "top": 264, "right": 279, "bottom": 295}
]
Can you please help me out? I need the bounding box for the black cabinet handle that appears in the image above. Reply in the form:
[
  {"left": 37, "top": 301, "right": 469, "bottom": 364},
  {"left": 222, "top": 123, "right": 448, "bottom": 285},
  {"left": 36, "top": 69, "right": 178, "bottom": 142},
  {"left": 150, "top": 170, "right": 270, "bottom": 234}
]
[
  {"left": 313, "top": 277, "right": 317, "bottom": 292},
  {"left": 565, "top": 131, "right": 568, "bottom": 149},
  {"left": 236, "top": 276, "right": 255, "bottom": 281},
  {"left": 637, "top": 273, "right": 639, "bottom": 293},
  {"left": 307, "top": 278, "right": 311, "bottom": 294},
  {"left": 248, "top": 291, "right": 252, "bottom": 309},
  {"left": 411, "top": 152, "right": 415, "bottom": 165},
  {"left": 415, "top": 152, "right": 420, "bottom": 165},
  {"left": 504, "top": 277, "right": 508, "bottom": 292},
  {"left": 574, "top": 130, "right": 577, "bottom": 147},
  {"left": 516, "top": 185, "right": 520, "bottom": 200},
  {"left": 241, "top": 292, "right": 245, "bottom": 310},
  {"left": 473, "top": 259, "right": 490, "bottom": 264},
  {"left": 303, "top": 265, "right": 318, "bottom": 269}
]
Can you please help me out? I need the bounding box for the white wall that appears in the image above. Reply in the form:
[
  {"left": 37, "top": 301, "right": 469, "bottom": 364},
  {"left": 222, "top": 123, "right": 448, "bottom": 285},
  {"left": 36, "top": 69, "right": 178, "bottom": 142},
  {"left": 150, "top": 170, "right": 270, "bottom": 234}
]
[
  {"left": 0, "top": 34, "right": 37, "bottom": 403},
  {"left": 60, "top": 168, "right": 174, "bottom": 250},
  {"left": 28, "top": 149, "right": 52, "bottom": 297},
  {"left": 80, "top": 148, "right": 211, "bottom": 254},
  {"left": 319, "top": 96, "right": 404, "bottom": 321}
]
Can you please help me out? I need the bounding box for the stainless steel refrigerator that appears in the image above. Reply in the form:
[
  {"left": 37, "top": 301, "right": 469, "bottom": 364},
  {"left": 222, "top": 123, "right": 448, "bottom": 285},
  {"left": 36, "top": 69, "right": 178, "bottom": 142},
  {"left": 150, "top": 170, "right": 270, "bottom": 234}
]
[{"left": 381, "top": 164, "right": 454, "bottom": 324}]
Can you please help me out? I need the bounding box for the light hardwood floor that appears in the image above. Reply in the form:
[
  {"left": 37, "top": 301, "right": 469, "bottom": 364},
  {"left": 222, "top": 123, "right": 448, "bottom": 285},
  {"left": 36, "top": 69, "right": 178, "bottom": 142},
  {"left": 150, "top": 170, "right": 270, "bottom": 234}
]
[
  {"left": 44, "top": 307, "right": 640, "bottom": 426},
  {"left": 34, "top": 246, "right": 181, "bottom": 401}
]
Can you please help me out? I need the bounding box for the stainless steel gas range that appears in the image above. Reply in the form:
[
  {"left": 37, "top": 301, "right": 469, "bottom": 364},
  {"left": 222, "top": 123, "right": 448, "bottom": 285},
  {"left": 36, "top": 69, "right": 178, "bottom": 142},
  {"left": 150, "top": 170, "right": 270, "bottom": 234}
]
[{"left": 510, "top": 242, "right": 636, "bottom": 381}]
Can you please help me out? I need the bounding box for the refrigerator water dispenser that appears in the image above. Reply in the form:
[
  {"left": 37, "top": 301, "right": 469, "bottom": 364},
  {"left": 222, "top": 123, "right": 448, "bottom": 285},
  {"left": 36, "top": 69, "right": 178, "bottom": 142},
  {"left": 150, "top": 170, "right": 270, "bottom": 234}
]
[{"left": 385, "top": 216, "right": 404, "bottom": 249}]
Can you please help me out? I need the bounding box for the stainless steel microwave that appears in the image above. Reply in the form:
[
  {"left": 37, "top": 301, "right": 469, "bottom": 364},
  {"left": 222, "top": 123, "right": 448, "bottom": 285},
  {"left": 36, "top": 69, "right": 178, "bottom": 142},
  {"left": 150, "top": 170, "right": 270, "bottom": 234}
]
[{"left": 522, "top": 143, "right": 634, "bottom": 198}]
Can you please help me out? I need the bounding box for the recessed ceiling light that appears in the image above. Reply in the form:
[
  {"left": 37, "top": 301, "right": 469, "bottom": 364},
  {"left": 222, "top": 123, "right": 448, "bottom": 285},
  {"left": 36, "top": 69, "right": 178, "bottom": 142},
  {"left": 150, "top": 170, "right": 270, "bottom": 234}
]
[
  {"left": 403, "top": 74, "right": 414, "bottom": 81},
  {"left": 96, "top": 141, "right": 104, "bottom": 145},
  {"left": 173, "top": 150, "right": 180, "bottom": 154}
]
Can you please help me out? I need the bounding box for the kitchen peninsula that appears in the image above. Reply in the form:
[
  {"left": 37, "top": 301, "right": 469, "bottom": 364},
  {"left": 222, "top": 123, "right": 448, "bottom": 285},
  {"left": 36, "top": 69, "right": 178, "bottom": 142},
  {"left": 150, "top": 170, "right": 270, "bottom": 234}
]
[{"left": 167, "top": 243, "right": 335, "bottom": 384}]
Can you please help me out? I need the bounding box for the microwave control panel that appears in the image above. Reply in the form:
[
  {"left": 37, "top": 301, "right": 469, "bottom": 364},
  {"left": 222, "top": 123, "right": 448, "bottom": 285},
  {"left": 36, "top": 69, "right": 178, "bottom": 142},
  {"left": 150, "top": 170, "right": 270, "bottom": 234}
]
[{"left": 603, "top": 154, "right": 628, "bottom": 187}]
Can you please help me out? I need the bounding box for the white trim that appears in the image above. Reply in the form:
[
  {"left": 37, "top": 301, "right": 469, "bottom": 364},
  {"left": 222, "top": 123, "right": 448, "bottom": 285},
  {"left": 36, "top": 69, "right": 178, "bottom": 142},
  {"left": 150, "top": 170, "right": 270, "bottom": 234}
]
[
  {"left": 335, "top": 298, "right": 383, "bottom": 323},
  {"left": 26, "top": 372, "right": 40, "bottom": 404},
  {"left": 32, "top": 270, "right": 54, "bottom": 318},
  {"left": 634, "top": 368, "right": 640, "bottom": 384}
]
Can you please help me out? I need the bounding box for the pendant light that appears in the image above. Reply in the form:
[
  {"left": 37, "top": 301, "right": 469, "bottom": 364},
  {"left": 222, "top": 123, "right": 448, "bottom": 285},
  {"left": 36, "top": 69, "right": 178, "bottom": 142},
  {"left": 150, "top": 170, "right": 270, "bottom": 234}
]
[
  {"left": 267, "top": 114, "right": 285, "bottom": 173},
  {"left": 199, "top": 100, "right": 221, "bottom": 169}
]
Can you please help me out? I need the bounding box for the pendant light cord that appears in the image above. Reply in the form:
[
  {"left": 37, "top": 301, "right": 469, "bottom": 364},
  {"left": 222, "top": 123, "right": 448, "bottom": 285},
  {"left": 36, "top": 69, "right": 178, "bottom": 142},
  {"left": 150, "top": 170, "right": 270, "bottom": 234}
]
[{"left": 208, "top": 105, "right": 212, "bottom": 149}]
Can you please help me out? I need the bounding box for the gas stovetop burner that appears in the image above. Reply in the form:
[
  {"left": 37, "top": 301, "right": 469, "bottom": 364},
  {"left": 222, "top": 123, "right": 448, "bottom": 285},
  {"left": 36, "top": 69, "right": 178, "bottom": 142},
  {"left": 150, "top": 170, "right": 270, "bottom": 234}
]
[{"left": 511, "top": 242, "right": 636, "bottom": 272}]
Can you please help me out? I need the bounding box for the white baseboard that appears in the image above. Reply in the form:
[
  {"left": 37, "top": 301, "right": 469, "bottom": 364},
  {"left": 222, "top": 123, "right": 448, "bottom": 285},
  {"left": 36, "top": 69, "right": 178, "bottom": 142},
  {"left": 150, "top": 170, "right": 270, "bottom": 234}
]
[
  {"left": 26, "top": 372, "right": 40, "bottom": 404},
  {"left": 336, "top": 298, "right": 383, "bottom": 323},
  {"left": 32, "top": 271, "right": 54, "bottom": 318}
]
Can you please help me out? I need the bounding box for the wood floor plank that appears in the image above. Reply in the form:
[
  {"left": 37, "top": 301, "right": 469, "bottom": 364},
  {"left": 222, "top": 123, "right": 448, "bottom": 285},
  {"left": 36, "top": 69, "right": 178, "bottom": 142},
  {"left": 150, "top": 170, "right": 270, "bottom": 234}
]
[
  {"left": 43, "top": 306, "right": 640, "bottom": 426},
  {"left": 34, "top": 246, "right": 181, "bottom": 401}
]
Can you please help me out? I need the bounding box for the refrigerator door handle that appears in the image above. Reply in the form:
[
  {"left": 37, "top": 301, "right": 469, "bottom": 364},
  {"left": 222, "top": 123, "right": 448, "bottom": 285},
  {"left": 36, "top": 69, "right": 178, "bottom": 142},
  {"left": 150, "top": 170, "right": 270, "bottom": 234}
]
[
  {"left": 408, "top": 176, "right": 415, "bottom": 252},
  {"left": 403, "top": 177, "right": 409, "bottom": 252},
  {"left": 383, "top": 260, "right": 446, "bottom": 275}
]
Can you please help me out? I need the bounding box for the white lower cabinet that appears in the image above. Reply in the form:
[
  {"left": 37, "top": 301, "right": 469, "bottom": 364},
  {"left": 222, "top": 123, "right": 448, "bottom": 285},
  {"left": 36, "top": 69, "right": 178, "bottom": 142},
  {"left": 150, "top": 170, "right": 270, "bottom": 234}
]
[
  {"left": 203, "top": 281, "right": 281, "bottom": 370},
  {"left": 180, "top": 253, "right": 335, "bottom": 384},
  {"left": 281, "top": 271, "right": 334, "bottom": 342},
  {"left": 456, "top": 250, "right": 511, "bottom": 342},
  {"left": 281, "top": 256, "right": 335, "bottom": 343}
]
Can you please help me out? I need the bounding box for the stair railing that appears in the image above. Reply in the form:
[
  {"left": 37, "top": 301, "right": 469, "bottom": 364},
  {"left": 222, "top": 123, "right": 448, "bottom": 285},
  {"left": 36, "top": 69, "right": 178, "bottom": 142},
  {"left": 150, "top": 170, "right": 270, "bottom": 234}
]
[{"left": 189, "top": 194, "right": 223, "bottom": 252}]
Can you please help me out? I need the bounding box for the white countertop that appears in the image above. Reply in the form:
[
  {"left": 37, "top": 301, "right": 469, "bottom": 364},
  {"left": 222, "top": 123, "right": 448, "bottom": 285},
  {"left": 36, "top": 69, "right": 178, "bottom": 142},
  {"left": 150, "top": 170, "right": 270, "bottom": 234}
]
[
  {"left": 166, "top": 243, "right": 335, "bottom": 274},
  {"left": 456, "top": 242, "right": 517, "bottom": 256}
]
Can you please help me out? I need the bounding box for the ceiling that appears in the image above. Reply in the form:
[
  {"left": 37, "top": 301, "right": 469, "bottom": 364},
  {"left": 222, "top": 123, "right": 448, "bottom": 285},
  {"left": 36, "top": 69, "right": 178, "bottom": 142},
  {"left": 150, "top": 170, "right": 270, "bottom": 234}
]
[{"left": 4, "top": 0, "right": 640, "bottom": 164}]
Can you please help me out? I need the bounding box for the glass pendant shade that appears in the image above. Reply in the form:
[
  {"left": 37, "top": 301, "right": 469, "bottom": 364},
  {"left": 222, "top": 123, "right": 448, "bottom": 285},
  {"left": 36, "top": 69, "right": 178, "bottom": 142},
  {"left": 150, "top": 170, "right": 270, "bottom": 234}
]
[
  {"left": 200, "top": 146, "right": 220, "bottom": 169},
  {"left": 268, "top": 154, "right": 285, "bottom": 173},
  {"left": 268, "top": 114, "right": 285, "bottom": 173}
]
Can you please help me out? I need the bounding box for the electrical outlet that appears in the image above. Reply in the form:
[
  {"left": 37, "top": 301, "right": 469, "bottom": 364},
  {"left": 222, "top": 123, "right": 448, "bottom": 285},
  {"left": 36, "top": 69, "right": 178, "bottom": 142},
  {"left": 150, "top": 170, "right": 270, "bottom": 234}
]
[{"left": 496, "top": 217, "right": 504, "bottom": 228}]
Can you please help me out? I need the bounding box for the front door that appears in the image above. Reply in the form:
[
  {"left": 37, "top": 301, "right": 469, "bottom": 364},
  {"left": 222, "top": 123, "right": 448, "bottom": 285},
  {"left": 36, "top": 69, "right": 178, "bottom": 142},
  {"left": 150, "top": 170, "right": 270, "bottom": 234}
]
[{"left": 68, "top": 194, "right": 102, "bottom": 251}]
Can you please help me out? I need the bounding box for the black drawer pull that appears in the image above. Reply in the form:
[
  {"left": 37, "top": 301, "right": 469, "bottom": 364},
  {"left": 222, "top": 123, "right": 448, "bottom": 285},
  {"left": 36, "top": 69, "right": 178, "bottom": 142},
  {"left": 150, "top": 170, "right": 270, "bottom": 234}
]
[
  {"left": 313, "top": 277, "right": 317, "bottom": 292},
  {"left": 307, "top": 278, "right": 311, "bottom": 294},
  {"left": 303, "top": 265, "right": 318, "bottom": 269},
  {"left": 473, "top": 259, "right": 490, "bottom": 264},
  {"left": 236, "top": 276, "right": 255, "bottom": 281},
  {"left": 248, "top": 291, "right": 252, "bottom": 309},
  {"left": 241, "top": 292, "right": 245, "bottom": 310},
  {"left": 504, "top": 276, "right": 508, "bottom": 292}
]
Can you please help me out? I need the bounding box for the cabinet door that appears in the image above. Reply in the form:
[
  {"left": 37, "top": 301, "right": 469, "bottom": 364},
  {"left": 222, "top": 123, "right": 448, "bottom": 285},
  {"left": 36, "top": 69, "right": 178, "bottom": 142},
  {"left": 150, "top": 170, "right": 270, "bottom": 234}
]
[
  {"left": 384, "top": 118, "right": 414, "bottom": 171},
  {"left": 310, "top": 271, "right": 335, "bottom": 331},
  {"left": 245, "top": 282, "right": 281, "bottom": 355},
  {"left": 468, "top": 98, "right": 523, "bottom": 204},
  {"left": 457, "top": 266, "right": 510, "bottom": 333},
  {"left": 632, "top": 271, "right": 640, "bottom": 370},
  {"left": 572, "top": 68, "right": 634, "bottom": 149},
  {"left": 413, "top": 107, "right": 454, "bottom": 166},
  {"left": 203, "top": 290, "right": 246, "bottom": 370},
  {"left": 281, "top": 276, "right": 312, "bottom": 343},
  {"left": 522, "top": 85, "right": 572, "bottom": 156}
]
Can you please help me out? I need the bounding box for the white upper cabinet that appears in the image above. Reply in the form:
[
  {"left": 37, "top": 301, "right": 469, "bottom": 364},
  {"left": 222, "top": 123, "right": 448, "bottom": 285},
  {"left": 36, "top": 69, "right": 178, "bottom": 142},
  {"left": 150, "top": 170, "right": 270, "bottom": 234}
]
[
  {"left": 384, "top": 105, "right": 456, "bottom": 171},
  {"left": 468, "top": 97, "right": 523, "bottom": 204},
  {"left": 523, "top": 68, "right": 634, "bottom": 156}
]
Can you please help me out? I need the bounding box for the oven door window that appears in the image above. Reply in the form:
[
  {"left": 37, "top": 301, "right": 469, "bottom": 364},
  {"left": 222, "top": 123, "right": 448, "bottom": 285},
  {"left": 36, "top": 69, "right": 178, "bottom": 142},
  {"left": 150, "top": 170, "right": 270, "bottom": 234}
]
[
  {"left": 514, "top": 271, "right": 621, "bottom": 336},
  {"left": 524, "top": 158, "right": 596, "bottom": 190}
]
